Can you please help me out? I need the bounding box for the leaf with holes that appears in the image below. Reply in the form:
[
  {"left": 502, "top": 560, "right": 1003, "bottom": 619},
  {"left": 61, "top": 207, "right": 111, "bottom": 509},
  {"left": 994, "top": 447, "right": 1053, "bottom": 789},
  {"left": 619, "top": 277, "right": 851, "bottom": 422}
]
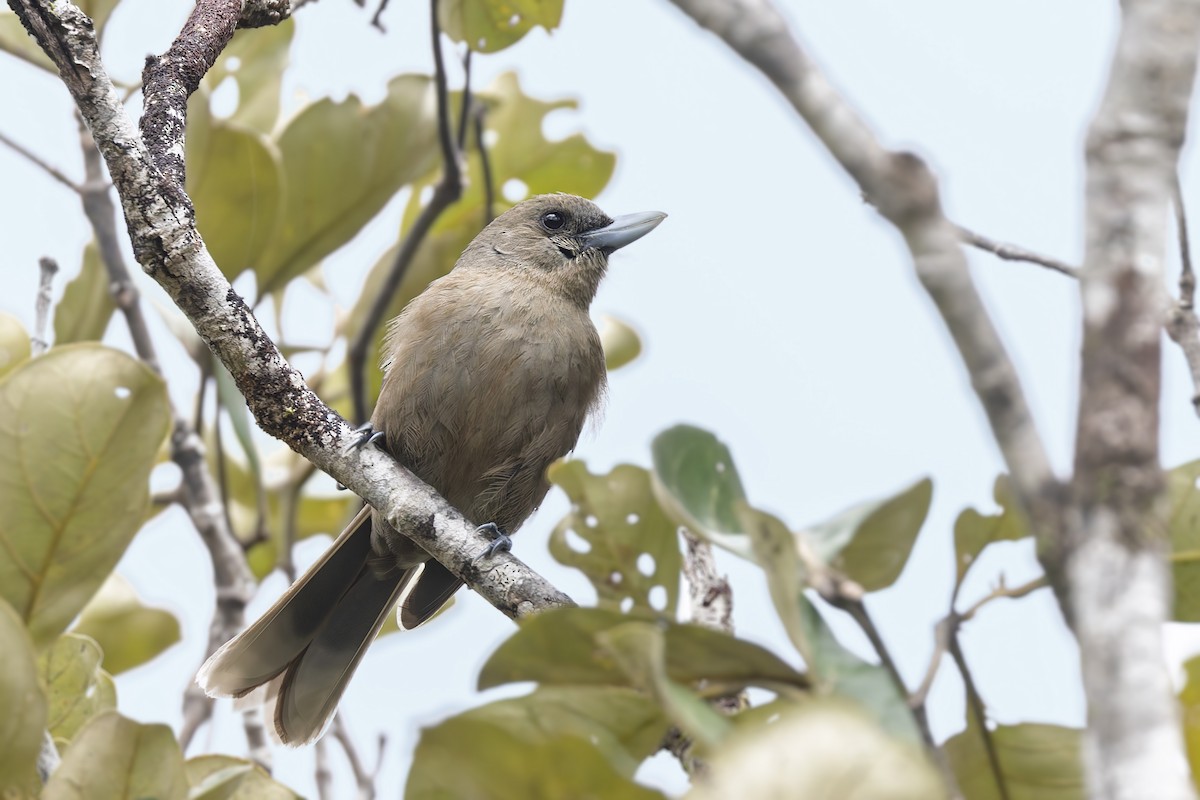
[
  {"left": 478, "top": 607, "right": 808, "bottom": 695},
  {"left": 54, "top": 242, "right": 116, "bottom": 345},
  {"left": 343, "top": 71, "right": 615, "bottom": 408},
  {"left": 42, "top": 713, "right": 188, "bottom": 800},
  {"left": 201, "top": 19, "right": 293, "bottom": 134},
  {"left": 72, "top": 574, "right": 180, "bottom": 674},
  {"left": 0, "top": 344, "right": 170, "bottom": 648},
  {"left": 651, "top": 424, "right": 754, "bottom": 559},
  {"left": 0, "top": 312, "right": 30, "bottom": 380},
  {"left": 0, "top": 599, "right": 45, "bottom": 797},
  {"left": 439, "top": 0, "right": 564, "bottom": 53},
  {"left": 953, "top": 476, "right": 1030, "bottom": 593},
  {"left": 39, "top": 632, "right": 116, "bottom": 743},
  {"left": 548, "top": 460, "right": 680, "bottom": 617}
]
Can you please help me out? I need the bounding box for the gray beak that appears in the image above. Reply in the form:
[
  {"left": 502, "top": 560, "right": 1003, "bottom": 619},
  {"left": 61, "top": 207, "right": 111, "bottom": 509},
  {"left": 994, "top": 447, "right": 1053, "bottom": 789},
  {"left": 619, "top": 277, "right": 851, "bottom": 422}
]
[{"left": 580, "top": 210, "right": 667, "bottom": 252}]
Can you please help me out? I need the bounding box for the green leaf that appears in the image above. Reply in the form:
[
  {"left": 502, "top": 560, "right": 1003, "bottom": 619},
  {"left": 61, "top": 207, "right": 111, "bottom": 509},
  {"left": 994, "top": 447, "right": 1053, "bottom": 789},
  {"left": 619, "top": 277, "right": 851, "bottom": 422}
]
[
  {"left": 739, "top": 505, "right": 814, "bottom": 666},
  {"left": 345, "top": 71, "right": 616, "bottom": 408},
  {"left": 954, "top": 476, "right": 1030, "bottom": 592},
  {"left": 39, "top": 632, "right": 117, "bottom": 743},
  {"left": 1181, "top": 653, "right": 1200, "bottom": 788},
  {"left": 1169, "top": 460, "right": 1200, "bottom": 621},
  {"left": 944, "top": 712, "right": 1084, "bottom": 800},
  {"left": 43, "top": 712, "right": 188, "bottom": 800},
  {"left": 202, "top": 20, "right": 293, "bottom": 133},
  {"left": 407, "top": 717, "right": 664, "bottom": 800},
  {"left": 0, "top": 311, "right": 30, "bottom": 379},
  {"left": 594, "top": 621, "right": 731, "bottom": 748},
  {"left": 547, "top": 460, "right": 680, "bottom": 617},
  {"left": 439, "top": 0, "right": 564, "bottom": 53},
  {"left": 72, "top": 573, "right": 181, "bottom": 674},
  {"left": 186, "top": 98, "right": 284, "bottom": 282},
  {"left": 0, "top": 344, "right": 171, "bottom": 648},
  {"left": 255, "top": 74, "right": 441, "bottom": 295},
  {"left": 0, "top": 599, "right": 46, "bottom": 797},
  {"left": 214, "top": 361, "right": 263, "bottom": 486},
  {"left": 808, "top": 477, "right": 932, "bottom": 592},
  {"left": 598, "top": 314, "right": 642, "bottom": 371},
  {"left": 691, "top": 700, "right": 943, "bottom": 800},
  {"left": 799, "top": 597, "right": 922, "bottom": 745},
  {"left": 478, "top": 606, "right": 807, "bottom": 695},
  {"left": 77, "top": 0, "right": 121, "bottom": 35},
  {"left": 0, "top": 11, "right": 56, "bottom": 71},
  {"left": 54, "top": 241, "right": 116, "bottom": 345},
  {"left": 650, "top": 424, "right": 754, "bottom": 559},
  {"left": 185, "top": 754, "right": 300, "bottom": 799}
]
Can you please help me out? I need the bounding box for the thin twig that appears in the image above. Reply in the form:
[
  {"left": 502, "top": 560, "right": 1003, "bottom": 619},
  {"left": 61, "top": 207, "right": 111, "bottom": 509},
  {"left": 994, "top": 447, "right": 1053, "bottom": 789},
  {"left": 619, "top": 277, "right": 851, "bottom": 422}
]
[
  {"left": 948, "top": 630, "right": 1011, "bottom": 800},
  {"left": 332, "top": 713, "right": 383, "bottom": 800},
  {"left": 370, "top": 0, "right": 390, "bottom": 30},
  {"left": 475, "top": 105, "right": 495, "bottom": 226},
  {"left": 954, "top": 223, "right": 1080, "bottom": 278},
  {"left": 31, "top": 256, "right": 58, "bottom": 356},
  {"left": 314, "top": 737, "right": 333, "bottom": 800},
  {"left": 1167, "top": 175, "right": 1200, "bottom": 418},
  {"left": 347, "top": 0, "right": 464, "bottom": 423},
  {"left": 0, "top": 130, "right": 79, "bottom": 192},
  {"left": 457, "top": 49, "right": 473, "bottom": 150}
]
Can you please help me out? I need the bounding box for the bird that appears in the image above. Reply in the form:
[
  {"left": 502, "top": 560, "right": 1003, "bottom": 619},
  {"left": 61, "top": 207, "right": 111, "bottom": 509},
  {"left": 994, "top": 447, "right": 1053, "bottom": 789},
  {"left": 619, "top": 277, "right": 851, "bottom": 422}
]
[{"left": 197, "top": 193, "right": 666, "bottom": 745}]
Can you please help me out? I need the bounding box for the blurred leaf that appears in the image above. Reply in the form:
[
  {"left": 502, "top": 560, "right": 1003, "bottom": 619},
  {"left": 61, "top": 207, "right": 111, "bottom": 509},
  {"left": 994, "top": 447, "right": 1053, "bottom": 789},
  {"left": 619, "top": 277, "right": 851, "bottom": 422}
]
[
  {"left": 77, "top": 0, "right": 121, "bottom": 34},
  {"left": 944, "top": 710, "right": 1083, "bottom": 800},
  {"left": 739, "top": 505, "right": 813, "bottom": 665},
  {"left": 39, "top": 633, "right": 117, "bottom": 743},
  {"left": 73, "top": 573, "right": 180, "bottom": 674},
  {"left": 690, "top": 700, "right": 943, "bottom": 800},
  {"left": 954, "top": 476, "right": 1030, "bottom": 593},
  {"left": 0, "top": 311, "right": 30, "bottom": 379},
  {"left": 54, "top": 241, "right": 116, "bottom": 345},
  {"left": 43, "top": 712, "right": 187, "bottom": 800},
  {"left": 548, "top": 460, "right": 680, "bottom": 617},
  {"left": 1169, "top": 460, "right": 1200, "bottom": 621},
  {"left": 0, "top": 11, "right": 55, "bottom": 71},
  {"left": 439, "top": 0, "right": 563, "bottom": 52},
  {"left": 203, "top": 19, "right": 293, "bottom": 133},
  {"left": 1182, "top": 654, "right": 1200, "bottom": 790},
  {"left": 256, "top": 74, "right": 441, "bottom": 295},
  {"left": 185, "top": 754, "right": 299, "bottom": 800},
  {"left": 152, "top": 300, "right": 208, "bottom": 365},
  {"left": 407, "top": 717, "right": 664, "bottom": 800},
  {"left": 598, "top": 314, "right": 642, "bottom": 371},
  {"left": 346, "top": 71, "right": 615, "bottom": 408},
  {"left": 651, "top": 424, "right": 754, "bottom": 559},
  {"left": 479, "top": 606, "right": 807, "bottom": 695},
  {"left": 808, "top": 477, "right": 932, "bottom": 592},
  {"left": 214, "top": 361, "right": 263, "bottom": 485},
  {"left": 0, "top": 599, "right": 46, "bottom": 797},
  {"left": 187, "top": 96, "right": 284, "bottom": 281},
  {"left": 0, "top": 344, "right": 170, "bottom": 647},
  {"left": 595, "top": 621, "right": 731, "bottom": 748},
  {"left": 799, "top": 597, "right": 922, "bottom": 745}
]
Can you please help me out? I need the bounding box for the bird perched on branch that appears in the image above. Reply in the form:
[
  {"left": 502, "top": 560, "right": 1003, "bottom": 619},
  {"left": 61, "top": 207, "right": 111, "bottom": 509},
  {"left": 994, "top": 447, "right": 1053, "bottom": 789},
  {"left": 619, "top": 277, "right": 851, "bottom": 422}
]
[{"left": 198, "top": 193, "right": 666, "bottom": 745}]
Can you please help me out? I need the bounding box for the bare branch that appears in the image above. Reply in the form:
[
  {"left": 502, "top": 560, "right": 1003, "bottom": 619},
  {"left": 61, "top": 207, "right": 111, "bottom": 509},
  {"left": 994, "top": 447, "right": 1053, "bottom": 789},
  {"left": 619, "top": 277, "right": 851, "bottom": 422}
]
[
  {"left": 0, "top": 130, "right": 79, "bottom": 192},
  {"left": 31, "top": 256, "right": 57, "bottom": 356},
  {"left": 954, "top": 223, "right": 1079, "bottom": 278},
  {"left": 332, "top": 714, "right": 382, "bottom": 800},
  {"left": 1167, "top": 175, "right": 1200, "bottom": 417}
]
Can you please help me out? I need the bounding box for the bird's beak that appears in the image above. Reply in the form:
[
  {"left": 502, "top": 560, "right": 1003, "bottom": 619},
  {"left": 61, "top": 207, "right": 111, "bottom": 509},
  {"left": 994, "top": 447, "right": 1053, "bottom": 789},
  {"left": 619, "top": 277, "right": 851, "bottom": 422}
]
[{"left": 580, "top": 211, "right": 667, "bottom": 252}]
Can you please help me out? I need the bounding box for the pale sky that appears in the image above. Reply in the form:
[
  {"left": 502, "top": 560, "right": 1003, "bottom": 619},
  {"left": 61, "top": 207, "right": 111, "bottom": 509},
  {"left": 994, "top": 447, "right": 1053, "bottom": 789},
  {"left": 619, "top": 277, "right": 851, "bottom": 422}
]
[{"left": 4, "top": 1, "right": 1198, "bottom": 796}]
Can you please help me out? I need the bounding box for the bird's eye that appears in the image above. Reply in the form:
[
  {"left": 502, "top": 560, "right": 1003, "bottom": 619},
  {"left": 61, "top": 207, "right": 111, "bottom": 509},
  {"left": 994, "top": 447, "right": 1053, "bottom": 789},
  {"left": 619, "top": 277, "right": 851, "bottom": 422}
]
[{"left": 541, "top": 212, "right": 566, "bottom": 230}]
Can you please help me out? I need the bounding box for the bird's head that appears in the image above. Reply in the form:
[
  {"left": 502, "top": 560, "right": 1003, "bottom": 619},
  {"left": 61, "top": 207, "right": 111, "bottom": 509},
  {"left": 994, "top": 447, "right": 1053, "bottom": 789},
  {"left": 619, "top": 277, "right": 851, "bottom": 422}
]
[{"left": 465, "top": 194, "right": 666, "bottom": 307}]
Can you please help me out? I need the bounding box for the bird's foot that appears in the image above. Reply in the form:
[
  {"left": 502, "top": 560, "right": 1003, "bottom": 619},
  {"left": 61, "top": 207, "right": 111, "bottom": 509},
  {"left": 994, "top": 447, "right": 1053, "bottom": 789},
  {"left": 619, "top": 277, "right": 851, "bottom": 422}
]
[
  {"left": 339, "top": 423, "right": 389, "bottom": 490},
  {"left": 475, "top": 522, "right": 512, "bottom": 560}
]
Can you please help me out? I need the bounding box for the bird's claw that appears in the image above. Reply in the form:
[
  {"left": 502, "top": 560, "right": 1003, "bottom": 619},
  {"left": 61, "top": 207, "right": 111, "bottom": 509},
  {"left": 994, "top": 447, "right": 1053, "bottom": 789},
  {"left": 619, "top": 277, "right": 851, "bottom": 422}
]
[
  {"left": 339, "top": 423, "right": 388, "bottom": 490},
  {"left": 475, "top": 522, "right": 512, "bottom": 561}
]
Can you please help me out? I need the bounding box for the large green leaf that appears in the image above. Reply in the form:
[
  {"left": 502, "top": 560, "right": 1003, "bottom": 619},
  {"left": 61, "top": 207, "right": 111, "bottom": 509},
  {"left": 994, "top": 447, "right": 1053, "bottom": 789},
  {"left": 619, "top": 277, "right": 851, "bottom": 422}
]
[
  {"left": 72, "top": 573, "right": 180, "bottom": 674},
  {"left": 407, "top": 716, "right": 664, "bottom": 800},
  {"left": 0, "top": 344, "right": 170, "bottom": 648},
  {"left": 1169, "top": 460, "right": 1200, "bottom": 621},
  {"left": 43, "top": 713, "right": 187, "bottom": 800},
  {"left": 650, "top": 424, "right": 754, "bottom": 559},
  {"left": 954, "top": 476, "right": 1030, "bottom": 593},
  {"left": 439, "top": 0, "right": 563, "bottom": 53},
  {"left": 39, "top": 633, "right": 117, "bottom": 744},
  {"left": 691, "top": 700, "right": 943, "bottom": 800},
  {"left": 547, "top": 460, "right": 680, "bottom": 617},
  {"left": 344, "top": 71, "right": 615, "bottom": 408},
  {"left": 943, "top": 711, "right": 1084, "bottom": 800},
  {"left": 255, "top": 74, "right": 441, "bottom": 295},
  {"left": 478, "top": 606, "right": 807, "bottom": 695},
  {"left": 0, "top": 311, "right": 30, "bottom": 379},
  {"left": 54, "top": 241, "right": 116, "bottom": 345},
  {"left": 0, "top": 599, "right": 46, "bottom": 797},
  {"left": 808, "top": 477, "right": 932, "bottom": 592},
  {"left": 185, "top": 755, "right": 299, "bottom": 800}
]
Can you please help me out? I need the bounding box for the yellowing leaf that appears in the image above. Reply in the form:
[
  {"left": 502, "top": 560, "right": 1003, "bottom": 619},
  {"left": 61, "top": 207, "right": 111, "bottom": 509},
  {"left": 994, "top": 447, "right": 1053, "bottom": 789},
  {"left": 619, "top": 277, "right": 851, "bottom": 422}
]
[
  {"left": 42, "top": 713, "right": 187, "bottom": 800},
  {"left": 0, "top": 311, "right": 30, "bottom": 379},
  {"left": 0, "top": 599, "right": 46, "bottom": 797},
  {"left": 54, "top": 241, "right": 116, "bottom": 345},
  {"left": 72, "top": 574, "right": 180, "bottom": 674},
  {"left": 0, "top": 345, "right": 170, "bottom": 648},
  {"left": 944, "top": 711, "right": 1084, "bottom": 800},
  {"left": 185, "top": 754, "right": 299, "bottom": 799},
  {"left": 38, "top": 633, "right": 116, "bottom": 742},
  {"left": 439, "top": 0, "right": 563, "bottom": 53},
  {"left": 598, "top": 315, "right": 642, "bottom": 371}
]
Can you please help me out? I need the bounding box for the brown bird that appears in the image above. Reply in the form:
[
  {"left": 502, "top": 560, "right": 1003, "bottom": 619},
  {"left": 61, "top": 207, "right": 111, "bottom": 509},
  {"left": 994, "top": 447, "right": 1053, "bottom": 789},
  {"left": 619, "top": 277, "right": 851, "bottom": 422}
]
[{"left": 197, "top": 193, "right": 665, "bottom": 745}]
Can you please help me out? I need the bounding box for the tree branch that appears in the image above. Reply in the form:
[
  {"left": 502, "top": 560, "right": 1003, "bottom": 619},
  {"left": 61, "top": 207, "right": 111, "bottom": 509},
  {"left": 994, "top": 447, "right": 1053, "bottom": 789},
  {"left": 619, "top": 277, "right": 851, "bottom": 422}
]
[
  {"left": 10, "top": 0, "right": 574, "bottom": 637},
  {"left": 1167, "top": 174, "right": 1200, "bottom": 417},
  {"left": 953, "top": 223, "right": 1079, "bottom": 278},
  {"left": 0, "top": 129, "right": 80, "bottom": 192},
  {"left": 31, "top": 256, "right": 57, "bottom": 356}
]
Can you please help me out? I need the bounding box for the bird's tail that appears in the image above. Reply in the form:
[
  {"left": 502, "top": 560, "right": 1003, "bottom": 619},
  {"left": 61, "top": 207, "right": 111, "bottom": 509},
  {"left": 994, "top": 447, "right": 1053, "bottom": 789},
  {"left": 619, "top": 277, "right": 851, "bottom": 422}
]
[{"left": 196, "top": 505, "right": 414, "bottom": 745}]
